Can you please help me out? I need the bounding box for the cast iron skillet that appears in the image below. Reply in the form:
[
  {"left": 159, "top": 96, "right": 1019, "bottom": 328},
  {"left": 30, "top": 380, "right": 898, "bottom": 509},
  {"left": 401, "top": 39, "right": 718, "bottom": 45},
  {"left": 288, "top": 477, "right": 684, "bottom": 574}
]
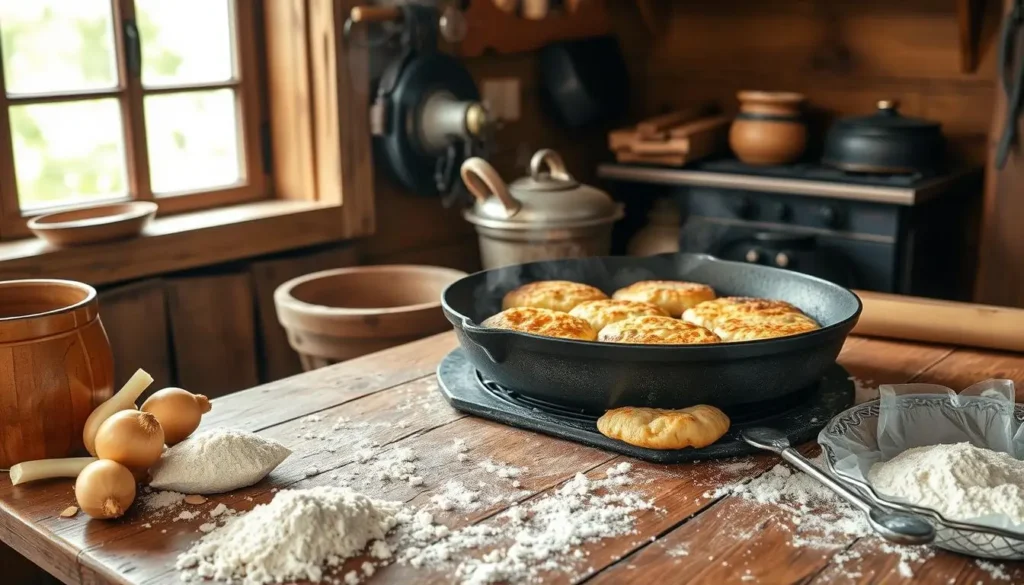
[{"left": 441, "top": 253, "right": 862, "bottom": 413}]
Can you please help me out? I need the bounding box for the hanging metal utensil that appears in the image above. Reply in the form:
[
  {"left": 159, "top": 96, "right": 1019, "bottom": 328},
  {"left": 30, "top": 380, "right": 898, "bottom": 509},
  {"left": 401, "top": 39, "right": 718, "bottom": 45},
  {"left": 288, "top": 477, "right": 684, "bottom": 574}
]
[
  {"left": 996, "top": 0, "right": 1024, "bottom": 169},
  {"left": 346, "top": 4, "right": 495, "bottom": 201}
]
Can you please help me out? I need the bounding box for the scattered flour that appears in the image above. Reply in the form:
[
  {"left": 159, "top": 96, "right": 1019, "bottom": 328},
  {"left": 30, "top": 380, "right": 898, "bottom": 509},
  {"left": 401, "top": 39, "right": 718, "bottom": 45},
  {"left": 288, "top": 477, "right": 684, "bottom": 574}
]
[
  {"left": 430, "top": 480, "right": 483, "bottom": 512},
  {"left": 869, "top": 442, "right": 1024, "bottom": 525},
  {"left": 706, "top": 456, "right": 943, "bottom": 578},
  {"left": 175, "top": 510, "right": 198, "bottom": 522},
  {"left": 976, "top": 559, "right": 1012, "bottom": 581},
  {"left": 396, "top": 466, "right": 655, "bottom": 584},
  {"left": 372, "top": 447, "right": 418, "bottom": 483},
  {"left": 478, "top": 459, "right": 526, "bottom": 479},
  {"left": 150, "top": 429, "right": 291, "bottom": 495},
  {"left": 209, "top": 503, "right": 229, "bottom": 518},
  {"left": 141, "top": 490, "right": 186, "bottom": 511},
  {"left": 666, "top": 545, "right": 689, "bottom": 557},
  {"left": 176, "top": 486, "right": 401, "bottom": 584},
  {"left": 715, "top": 459, "right": 757, "bottom": 475}
]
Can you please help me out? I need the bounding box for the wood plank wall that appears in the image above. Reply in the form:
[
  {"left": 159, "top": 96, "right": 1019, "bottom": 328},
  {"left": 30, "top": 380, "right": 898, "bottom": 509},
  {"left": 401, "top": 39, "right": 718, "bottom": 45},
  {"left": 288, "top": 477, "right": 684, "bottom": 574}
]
[{"left": 631, "top": 0, "right": 1004, "bottom": 167}]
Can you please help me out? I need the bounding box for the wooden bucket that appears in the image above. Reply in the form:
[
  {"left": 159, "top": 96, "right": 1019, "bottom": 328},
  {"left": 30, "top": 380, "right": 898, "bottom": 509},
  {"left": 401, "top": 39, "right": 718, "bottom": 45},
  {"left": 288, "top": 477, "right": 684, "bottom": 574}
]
[
  {"left": 274, "top": 265, "right": 467, "bottom": 371},
  {"left": 0, "top": 280, "right": 115, "bottom": 468}
]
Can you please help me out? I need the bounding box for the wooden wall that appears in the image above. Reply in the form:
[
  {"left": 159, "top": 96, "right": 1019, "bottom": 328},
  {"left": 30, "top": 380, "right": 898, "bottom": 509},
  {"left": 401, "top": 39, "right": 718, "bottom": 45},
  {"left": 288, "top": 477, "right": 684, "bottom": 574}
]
[
  {"left": 95, "top": 244, "right": 360, "bottom": 401},
  {"left": 627, "top": 0, "right": 1003, "bottom": 166}
]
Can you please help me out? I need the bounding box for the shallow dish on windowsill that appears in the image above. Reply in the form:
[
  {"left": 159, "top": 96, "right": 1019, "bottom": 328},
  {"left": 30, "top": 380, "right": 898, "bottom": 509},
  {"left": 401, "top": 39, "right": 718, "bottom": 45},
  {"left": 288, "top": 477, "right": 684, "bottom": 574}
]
[{"left": 27, "top": 201, "right": 158, "bottom": 247}]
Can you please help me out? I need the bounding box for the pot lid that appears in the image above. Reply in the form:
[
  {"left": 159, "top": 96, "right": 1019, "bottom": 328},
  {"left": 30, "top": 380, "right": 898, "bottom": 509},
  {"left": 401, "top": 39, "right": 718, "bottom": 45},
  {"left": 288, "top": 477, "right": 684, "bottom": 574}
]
[
  {"left": 834, "top": 100, "right": 941, "bottom": 134},
  {"left": 461, "top": 149, "right": 621, "bottom": 226}
]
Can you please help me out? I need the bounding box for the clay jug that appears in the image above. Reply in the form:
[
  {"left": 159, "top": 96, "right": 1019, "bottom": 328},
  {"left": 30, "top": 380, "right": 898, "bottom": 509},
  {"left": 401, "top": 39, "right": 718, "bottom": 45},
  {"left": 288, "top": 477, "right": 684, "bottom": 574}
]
[{"left": 729, "top": 91, "right": 807, "bottom": 165}]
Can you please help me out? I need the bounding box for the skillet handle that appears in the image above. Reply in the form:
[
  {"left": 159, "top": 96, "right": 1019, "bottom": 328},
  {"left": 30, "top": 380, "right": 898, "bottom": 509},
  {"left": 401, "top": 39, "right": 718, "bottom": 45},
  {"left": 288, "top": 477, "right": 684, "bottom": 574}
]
[{"left": 460, "top": 319, "right": 511, "bottom": 363}]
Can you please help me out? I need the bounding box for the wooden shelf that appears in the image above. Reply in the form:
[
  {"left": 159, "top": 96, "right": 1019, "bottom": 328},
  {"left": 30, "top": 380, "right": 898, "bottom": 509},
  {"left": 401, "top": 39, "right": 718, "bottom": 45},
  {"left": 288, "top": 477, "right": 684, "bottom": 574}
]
[{"left": 456, "top": 0, "right": 610, "bottom": 57}]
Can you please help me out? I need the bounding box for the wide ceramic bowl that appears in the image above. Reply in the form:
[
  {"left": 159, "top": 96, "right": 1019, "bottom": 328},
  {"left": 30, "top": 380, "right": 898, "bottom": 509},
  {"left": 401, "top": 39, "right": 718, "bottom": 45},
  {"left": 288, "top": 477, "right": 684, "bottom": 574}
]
[
  {"left": 819, "top": 391, "right": 1024, "bottom": 560},
  {"left": 28, "top": 201, "right": 158, "bottom": 247}
]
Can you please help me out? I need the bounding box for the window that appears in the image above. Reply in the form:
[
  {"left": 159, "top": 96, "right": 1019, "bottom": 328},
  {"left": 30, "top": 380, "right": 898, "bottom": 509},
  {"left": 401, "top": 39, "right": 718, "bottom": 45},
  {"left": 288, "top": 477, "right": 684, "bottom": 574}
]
[{"left": 0, "top": 0, "right": 265, "bottom": 238}]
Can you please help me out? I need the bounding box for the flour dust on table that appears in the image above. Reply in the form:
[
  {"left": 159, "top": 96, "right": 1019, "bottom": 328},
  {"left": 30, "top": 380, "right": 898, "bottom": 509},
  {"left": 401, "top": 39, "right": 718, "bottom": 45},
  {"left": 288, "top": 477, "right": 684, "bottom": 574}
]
[{"left": 703, "top": 456, "right": 936, "bottom": 578}]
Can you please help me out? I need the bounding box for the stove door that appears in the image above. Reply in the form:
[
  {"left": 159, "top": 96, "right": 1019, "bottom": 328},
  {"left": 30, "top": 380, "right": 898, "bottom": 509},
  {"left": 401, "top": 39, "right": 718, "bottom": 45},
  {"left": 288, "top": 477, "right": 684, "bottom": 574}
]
[
  {"left": 679, "top": 219, "right": 896, "bottom": 292},
  {"left": 716, "top": 231, "right": 859, "bottom": 288}
]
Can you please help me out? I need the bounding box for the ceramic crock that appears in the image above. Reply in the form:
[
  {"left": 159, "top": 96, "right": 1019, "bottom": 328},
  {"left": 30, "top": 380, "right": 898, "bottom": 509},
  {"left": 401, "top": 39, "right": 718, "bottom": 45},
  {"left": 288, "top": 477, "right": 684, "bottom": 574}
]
[{"left": 729, "top": 91, "right": 808, "bottom": 165}]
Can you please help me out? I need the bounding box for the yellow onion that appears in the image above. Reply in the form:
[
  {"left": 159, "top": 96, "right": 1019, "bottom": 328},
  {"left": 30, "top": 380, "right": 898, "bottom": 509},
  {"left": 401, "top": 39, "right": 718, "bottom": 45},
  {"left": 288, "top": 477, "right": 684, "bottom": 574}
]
[
  {"left": 75, "top": 460, "right": 136, "bottom": 519},
  {"left": 94, "top": 410, "right": 165, "bottom": 469},
  {"left": 83, "top": 369, "right": 154, "bottom": 456},
  {"left": 141, "top": 388, "right": 212, "bottom": 445}
]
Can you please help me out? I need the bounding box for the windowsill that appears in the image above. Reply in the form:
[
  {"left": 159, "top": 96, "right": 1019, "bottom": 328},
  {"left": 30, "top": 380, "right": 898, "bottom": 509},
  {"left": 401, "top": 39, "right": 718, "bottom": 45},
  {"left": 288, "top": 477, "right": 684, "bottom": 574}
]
[{"left": 0, "top": 199, "right": 365, "bottom": 286}]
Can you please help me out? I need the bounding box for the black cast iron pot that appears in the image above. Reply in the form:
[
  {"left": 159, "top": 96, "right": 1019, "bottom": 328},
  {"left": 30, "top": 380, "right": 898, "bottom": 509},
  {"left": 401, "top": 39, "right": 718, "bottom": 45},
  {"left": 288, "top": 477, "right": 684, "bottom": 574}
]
[
  {"left": 823, "top": 100, "right": 945, "bottom": 175},
  {"left": 441, "top": 253, "right": 862, "bottom": 414}
]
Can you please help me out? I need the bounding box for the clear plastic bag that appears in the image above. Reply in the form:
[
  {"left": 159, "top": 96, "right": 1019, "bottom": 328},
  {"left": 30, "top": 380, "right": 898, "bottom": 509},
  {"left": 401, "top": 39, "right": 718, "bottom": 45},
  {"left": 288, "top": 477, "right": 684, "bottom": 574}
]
[{"left": 819, "top": 379, "right": 1024, "bottom": 531}]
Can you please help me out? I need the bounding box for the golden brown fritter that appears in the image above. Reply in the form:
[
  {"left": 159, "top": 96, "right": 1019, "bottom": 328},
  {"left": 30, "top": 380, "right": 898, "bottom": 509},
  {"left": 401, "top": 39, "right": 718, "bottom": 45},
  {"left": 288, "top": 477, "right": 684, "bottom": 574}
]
[
  {"left": 568, "top": 299, "right": 668, "bottom": 333},
  {"left": 597, "top": 404, "right": 731, "bottom": 450},
  {"left": 611, "top": 280, "right": 716, "bottom": 317},
  {"left": 714, "top": 312, "right": 820, "bottom": 341},
  {"left": 482, "top": 307, "right": 597, "bottom": 341},
  {"left": 597, "top": 315, "right": 721, "bottom": 345},
  {"left": 501, "top": 280, "right": 608, "bottom": 313},
  {"left": 682, "top": 297, "right": 801, "bottom": 329}
]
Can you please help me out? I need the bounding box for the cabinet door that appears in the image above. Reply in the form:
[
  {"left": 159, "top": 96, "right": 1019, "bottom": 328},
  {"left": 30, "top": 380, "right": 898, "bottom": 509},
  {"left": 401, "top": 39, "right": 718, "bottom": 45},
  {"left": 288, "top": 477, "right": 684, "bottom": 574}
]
[
  {"left": 166, "top": 272, "right": 259, "bottom": 398},
  {"left": 976, "top": 0, "right": 1024, "bottom": 306},
  {"left": 99, "top": 279, "right": 173, "bottom": 402}
]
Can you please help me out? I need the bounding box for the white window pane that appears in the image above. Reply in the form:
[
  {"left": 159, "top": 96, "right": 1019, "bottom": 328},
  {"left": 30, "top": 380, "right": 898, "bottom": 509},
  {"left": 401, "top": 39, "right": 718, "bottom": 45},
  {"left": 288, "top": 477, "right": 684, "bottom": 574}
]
[
  {"left": 11, "top": 99, "right": 129, "bottom": 210},
  {"left": 145, "top": 89, "right": 243, "bottom": 194},
  {"left": 0, "top": 0, "right": 118, "bottom": 95},
  {"left": 136, "top": 0, "right": 235, "bottom": 88}
]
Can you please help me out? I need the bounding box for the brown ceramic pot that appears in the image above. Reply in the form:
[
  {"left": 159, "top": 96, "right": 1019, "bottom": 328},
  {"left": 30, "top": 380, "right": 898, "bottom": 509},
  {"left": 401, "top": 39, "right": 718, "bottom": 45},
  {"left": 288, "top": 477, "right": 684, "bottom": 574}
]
[
  {"left": 0, "top": 280, "right": 114, "bottom": 468},
  {"left": 274, "top": 265, "right": 467, "bottom": 371},
  {"left": 729, "top": 91, "right": 807, "bottom": 165}
]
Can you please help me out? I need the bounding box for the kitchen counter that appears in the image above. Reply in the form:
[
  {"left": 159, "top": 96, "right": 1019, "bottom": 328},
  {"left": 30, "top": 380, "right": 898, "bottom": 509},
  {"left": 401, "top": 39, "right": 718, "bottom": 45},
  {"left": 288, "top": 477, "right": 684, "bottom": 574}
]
[{"left": 2, "top": 331, "right": 1022, "bottom": 584}]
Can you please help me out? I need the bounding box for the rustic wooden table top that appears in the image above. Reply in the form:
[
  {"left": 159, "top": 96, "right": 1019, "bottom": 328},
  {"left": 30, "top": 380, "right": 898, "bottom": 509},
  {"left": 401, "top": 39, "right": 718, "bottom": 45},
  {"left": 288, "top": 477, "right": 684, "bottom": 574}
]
[{"left": 2, "top": 332, "right": 1024, "bottom": 585}]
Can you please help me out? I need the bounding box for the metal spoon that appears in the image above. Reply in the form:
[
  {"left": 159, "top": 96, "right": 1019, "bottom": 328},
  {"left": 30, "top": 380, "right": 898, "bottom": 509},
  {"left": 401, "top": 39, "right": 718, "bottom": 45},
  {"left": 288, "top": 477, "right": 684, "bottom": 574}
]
[{"left": 740, "top": 427, "right": 935, "bottom": 546}]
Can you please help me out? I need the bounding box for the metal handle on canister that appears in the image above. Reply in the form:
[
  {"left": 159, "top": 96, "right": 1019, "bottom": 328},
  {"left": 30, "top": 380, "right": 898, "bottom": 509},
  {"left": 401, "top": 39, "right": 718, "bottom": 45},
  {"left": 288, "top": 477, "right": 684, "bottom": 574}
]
[{"left": 460, "top": 158, "right": 522, "bottom": 217}]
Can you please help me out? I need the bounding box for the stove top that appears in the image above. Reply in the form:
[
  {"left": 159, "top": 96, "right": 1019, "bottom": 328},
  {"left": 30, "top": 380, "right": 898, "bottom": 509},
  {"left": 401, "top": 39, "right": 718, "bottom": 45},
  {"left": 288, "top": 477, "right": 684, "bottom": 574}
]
[
  {"left": 690, "top": 157, "right": 931, "bottom": 187},
  {"left": 437, "top": 348, "right": 855, "bottom": 464}
]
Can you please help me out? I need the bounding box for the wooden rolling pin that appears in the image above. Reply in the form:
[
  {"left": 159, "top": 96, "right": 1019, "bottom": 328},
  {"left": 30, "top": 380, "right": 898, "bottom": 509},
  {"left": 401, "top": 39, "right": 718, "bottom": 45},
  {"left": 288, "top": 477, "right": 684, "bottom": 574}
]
[
  {"left": 349, "top": 5, "right": 402, "bottom": 24},
  {"left": 852, "top": 290, "right": 1024, "bottom": 353}
]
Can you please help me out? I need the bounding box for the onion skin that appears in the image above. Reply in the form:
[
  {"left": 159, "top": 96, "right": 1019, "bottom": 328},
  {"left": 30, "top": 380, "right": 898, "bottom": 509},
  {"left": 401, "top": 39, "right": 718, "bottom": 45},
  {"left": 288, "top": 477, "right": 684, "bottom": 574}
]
[
  {"left": 83, "top": 369, "right": 154, "bottom": 456},
  {"left": 141, "top": 388, "right": 212, "bottom": 445},
  {"left": 94, "top": 410, "right": 165, "bottom": 469},
  {"left": 75, "top": 460, "right": 136, "bottom": 519}
]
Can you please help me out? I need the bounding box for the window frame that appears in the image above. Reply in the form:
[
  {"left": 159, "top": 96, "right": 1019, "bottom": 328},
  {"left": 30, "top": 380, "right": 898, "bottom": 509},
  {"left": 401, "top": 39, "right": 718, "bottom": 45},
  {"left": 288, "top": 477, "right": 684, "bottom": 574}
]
[
  {"left": 0, "top": 0, "right": 376, "bottom": 285},
  {"left": 0, "top": 0, "right": 269, "bottom": 240}
]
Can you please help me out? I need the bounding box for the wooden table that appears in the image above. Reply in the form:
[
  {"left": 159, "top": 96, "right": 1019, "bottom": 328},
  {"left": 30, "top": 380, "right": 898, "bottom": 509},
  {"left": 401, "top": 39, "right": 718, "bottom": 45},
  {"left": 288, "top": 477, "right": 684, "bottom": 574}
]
[{"left": 3, "top": 332, "right": 1024, "bottom": 585}]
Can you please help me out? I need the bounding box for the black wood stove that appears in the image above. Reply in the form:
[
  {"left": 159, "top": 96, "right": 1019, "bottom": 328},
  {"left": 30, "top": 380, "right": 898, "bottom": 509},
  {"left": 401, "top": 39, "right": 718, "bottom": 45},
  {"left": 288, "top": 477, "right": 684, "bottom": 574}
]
[{"left": 599, "top": 159, "right": 982, "bottom": 300}]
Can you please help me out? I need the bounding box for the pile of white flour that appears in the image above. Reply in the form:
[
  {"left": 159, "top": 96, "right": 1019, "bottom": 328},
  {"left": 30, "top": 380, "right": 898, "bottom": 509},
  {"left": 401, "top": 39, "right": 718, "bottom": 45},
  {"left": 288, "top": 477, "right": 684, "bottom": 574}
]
[
  {"left": 869, "top": 442, "right": 1024, "bottom": 525},
  {"left": 176, "top": 486, "right": 401, "bottom": 584},
  {"left": 151, "top": 429, "right": 291, "bottom": 495}
]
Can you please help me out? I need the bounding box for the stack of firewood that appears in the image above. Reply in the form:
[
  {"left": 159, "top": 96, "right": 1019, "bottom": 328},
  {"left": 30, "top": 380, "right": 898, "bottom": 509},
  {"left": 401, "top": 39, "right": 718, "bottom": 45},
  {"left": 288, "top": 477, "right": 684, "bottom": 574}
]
[{"left": 608, "top": 105, "right": 730, "bottom": 166}]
